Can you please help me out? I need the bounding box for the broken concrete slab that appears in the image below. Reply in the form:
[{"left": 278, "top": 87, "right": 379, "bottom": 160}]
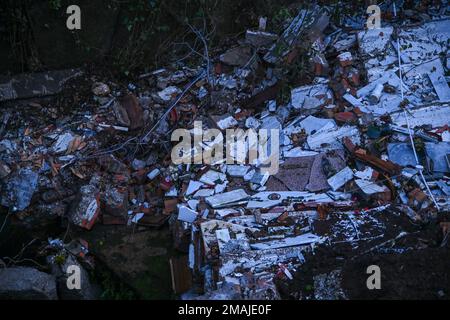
[
  {"left": 199, "top": 170, "right": 227, "bottom": 186},
  {"left": 210, "top": 114, "right": 238, "bottom": 130},
  {"left": 220, "top": 46, "right": 253, "bottom": 67},
  {"left": 51, "top": 132, "right": 75, "bottom": 154},
  {"left": 226, "top": 165, "right": 250, "bottom": 177},
  {"left": 285, "top": 115, "right": 336, "bottom": 136},
  {"left": 0, "top": 69, "right": 82, "bottom": 102},
  {"left": 200, "top": 219, "right": 258, "bottom": 258},
  {"left": 185, "top": 180, "right": 204, "bottom": 196},
  {"left": 355, "top": 179, "right": 389, "bottom": 195},
  {"left": 219, "top": 246, "right": 307, "bottom": 278}
]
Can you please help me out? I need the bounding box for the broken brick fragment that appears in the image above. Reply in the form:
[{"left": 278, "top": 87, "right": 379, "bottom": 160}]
[
  {"left": 348, "top": 69, "right": 360, "bottom": 86},
  {"left": 164, "top": 198, "right": 179, "bottom": 215},
  {"left": 337, "top": 51, "right": 353, "bottom": 67},
  {"left": 317, "top": 204, "right": 329, "bottom": 220},
  {"left": 334, "top": 111, "right": 357, "bottom": 124},
  {"left": 408, "top": 188, "right": 428, "bottom": 204}
]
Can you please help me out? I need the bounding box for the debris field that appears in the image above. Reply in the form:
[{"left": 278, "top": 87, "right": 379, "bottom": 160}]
[{"left": 0, "top": 1, "right": 449, "bottom": 300}]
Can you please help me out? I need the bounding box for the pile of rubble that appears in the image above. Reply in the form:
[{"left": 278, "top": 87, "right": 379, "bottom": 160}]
[
  {"left": 168, "top": 4, "right": 450, "bottom": 299},
  {"left": 0, "top": 1, "right": 449, "bottom": 300}
]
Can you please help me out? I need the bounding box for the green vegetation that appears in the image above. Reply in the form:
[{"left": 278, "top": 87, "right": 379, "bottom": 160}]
[
  {"left": 93, "top": 266, "right": 137, "bottom": 300},
  {"left": 48, "top": 0, "right": 62, "bottom": 11}
]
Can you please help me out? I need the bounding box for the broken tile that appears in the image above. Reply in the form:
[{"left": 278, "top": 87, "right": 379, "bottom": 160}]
[
  {"left": 205, "top": 189, "right": 249, "bottom": 208},
  {"left": 327, "top": 166, "right": 353, "bottom": 191}
]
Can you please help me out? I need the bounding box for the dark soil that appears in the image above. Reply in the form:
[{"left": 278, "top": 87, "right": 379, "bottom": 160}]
[
  {"left": 276, "top": 211, "right": 450, "bottom": 300},
  {"left": 341, "top": 247, "right": 450, "bottom": 300}
]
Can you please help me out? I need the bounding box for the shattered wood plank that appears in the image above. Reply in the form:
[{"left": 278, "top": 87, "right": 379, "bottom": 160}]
[
  {"left": 355, "top": 151, "right": 401, "bottom": 175},
  {"left": 342, "top": 137, "right": 401, "bottom": 175},
  {"left": 169, "top": 255, "right": 192, "bottom": 294},
  {"left": 242, "top": 82, "right": 281, "bottom": 109}
]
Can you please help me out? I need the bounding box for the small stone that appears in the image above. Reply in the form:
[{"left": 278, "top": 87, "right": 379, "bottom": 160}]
[{"left": 91, "top": 82, "right": 110, "bottom": 96}]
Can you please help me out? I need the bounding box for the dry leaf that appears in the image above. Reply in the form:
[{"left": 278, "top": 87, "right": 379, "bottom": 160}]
[{"left": 70, "top": 167, "right": 85, "bottom": 179}]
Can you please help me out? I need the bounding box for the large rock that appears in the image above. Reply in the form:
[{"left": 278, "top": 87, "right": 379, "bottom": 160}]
[
  {"left": 50, "top": 254, "right": 99, "bottom": 300},
  {"left": 0, "top": 267, "right": 57, "bottom": 300}
]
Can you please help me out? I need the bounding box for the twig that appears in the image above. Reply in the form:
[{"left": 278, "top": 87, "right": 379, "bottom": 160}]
[
  {"left": 440, "top": 230, "right": 449, "bottom": 248},
  {"left": 0, "top": 111, "right": 11, "bottom": 139},
  {"left": 187, "top": 22, "right": 214, "bottom": 88},
  {"left": 2, "top": 257, "right": 46, "bottom": 269},
  {"left": 0, "top": 212, "right": 11, "bottom": 235},
  {"left": 140, "top": 69, "right": 207, "bottom": 143},
  {"left": 352, "top": 231, "right": 411, "bottom": 259},
  {"left": 12, "top": 239, "right": 37, "bottom": 261}
]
